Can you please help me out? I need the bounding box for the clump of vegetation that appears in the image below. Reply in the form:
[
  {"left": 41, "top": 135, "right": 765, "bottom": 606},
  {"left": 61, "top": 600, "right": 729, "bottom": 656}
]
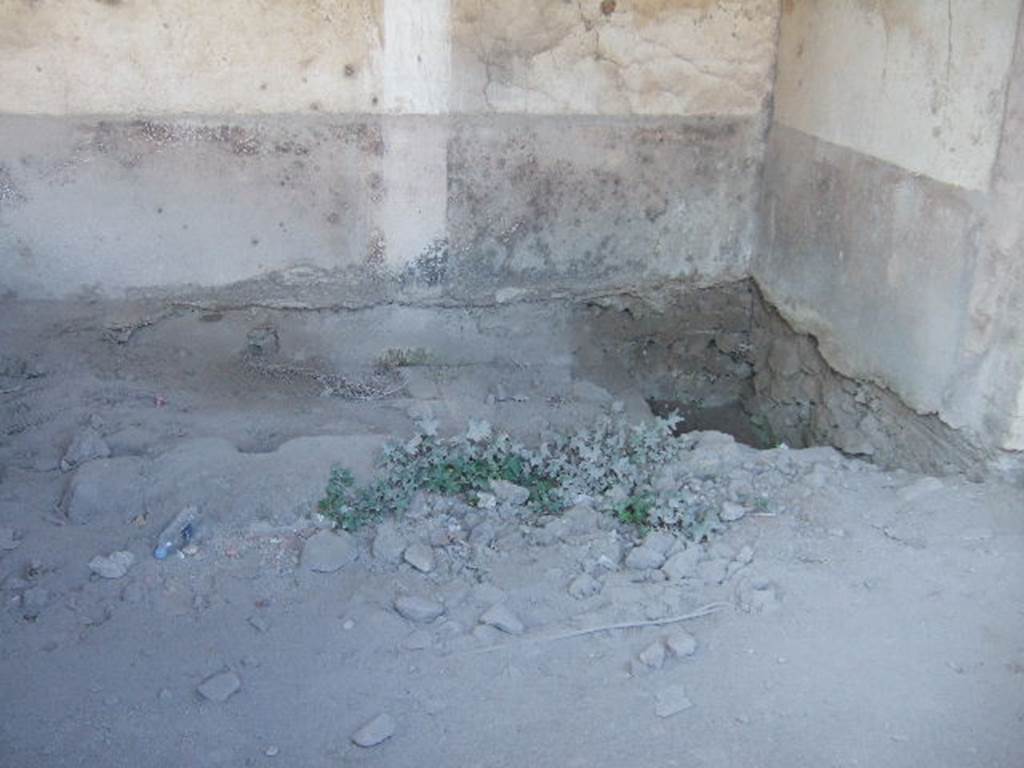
[
  {"left": 319, "top": 413, "right": 722, "bottom": 540},
  {"left": 375, "top": 347, "right": 432, "bottom": 369}
]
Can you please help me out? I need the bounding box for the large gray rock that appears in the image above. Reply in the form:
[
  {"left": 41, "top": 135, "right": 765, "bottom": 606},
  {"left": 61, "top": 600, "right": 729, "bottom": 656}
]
[{"left": 302, "top": 531, "right": 357, "bottom": 573}]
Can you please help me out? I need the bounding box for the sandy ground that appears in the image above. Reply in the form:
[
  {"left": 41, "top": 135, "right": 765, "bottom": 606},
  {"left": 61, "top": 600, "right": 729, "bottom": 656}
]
[{"left": 1, "top": 300, "right": 1022, "bottom": 768}]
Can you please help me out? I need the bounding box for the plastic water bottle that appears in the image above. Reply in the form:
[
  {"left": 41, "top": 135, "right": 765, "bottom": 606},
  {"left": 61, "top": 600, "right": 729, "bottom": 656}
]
[{"left": 153, "top": 506, "right": 201, "bottom": 559}]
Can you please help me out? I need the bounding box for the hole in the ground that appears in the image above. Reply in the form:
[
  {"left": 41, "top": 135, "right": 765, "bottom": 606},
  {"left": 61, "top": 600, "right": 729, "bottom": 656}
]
[{"left": 647, "top": 398, "right": 769, "bottom": 449}]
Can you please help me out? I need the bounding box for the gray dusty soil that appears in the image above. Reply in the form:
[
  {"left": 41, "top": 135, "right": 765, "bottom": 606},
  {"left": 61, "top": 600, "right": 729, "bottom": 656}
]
[{"left": 1, "top": 300, "right": 1022, "bottom": 768}]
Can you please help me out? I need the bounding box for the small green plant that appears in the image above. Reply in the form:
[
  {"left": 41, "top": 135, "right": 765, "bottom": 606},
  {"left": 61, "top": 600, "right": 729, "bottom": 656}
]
[
  {"left": 613, "top": 494, "right": 654, "bottom": 528},
  {"left": 317, "top": 411, "right": 732, "bottom": 538},
  {"left": 375, "top": 347, "right": 432, "bottom": 369}
]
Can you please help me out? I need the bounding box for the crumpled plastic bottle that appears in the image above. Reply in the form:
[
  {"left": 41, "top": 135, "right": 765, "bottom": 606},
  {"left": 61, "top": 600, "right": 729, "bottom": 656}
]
[{"left": 153, "top": 506, "right": 201, "bottom": 560}]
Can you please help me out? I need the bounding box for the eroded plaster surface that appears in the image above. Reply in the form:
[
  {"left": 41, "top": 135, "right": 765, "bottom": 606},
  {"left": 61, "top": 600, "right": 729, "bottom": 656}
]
[
  {"left": 451, "top": 0, "right": 779, "bottom": 115},
  {"left": 774, "top": 0, "right": 1021, "bottom": 190},
  {"left": 760, "top": 1, "right": 1024, "bottom": 452},
  {"left": 0, "top": 0, "right": 778, "bottom": 117}
]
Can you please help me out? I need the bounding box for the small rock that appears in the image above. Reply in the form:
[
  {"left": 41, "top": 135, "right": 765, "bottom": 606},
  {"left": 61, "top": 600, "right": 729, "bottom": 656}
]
[
  {"left": 735, "top": 545, "right": 755, "bottom": 565},
  {"left": 394, "top": 595, "right": 445, "bottom": 623},
  {"left": 564, "top": 504, "right": 600, "bottom": 533},
  {"left": 638, "top": 641, "right": 666, "bottom": 670},
  {"left": 665, "top": 630, "right": 697, "bottom": 658},
  {"left": 469, "top": 521, "right": 496, "bottom": 546},
  {"left": 402, "top": 629, "right": 433, "bottom": 650},
  {"left": 197, "top": 671, "right": 241, "bottom": 703},
  {"left": 568, "top": 573, "right": 602, "bottom": 600},
  {"left": 89, "top": 550, "right": 135, "bottom": 579},
  {"left": 371, "top": 523, "right": 406, "bottom": 563},
  {"left": 661, "top": 547, "right": 701, "bottom": 580},
  {"left": 301, "top": 530, "right": 357, "bottom": 573},
  {"left": 472, "top": 624, "right": 504, "bottom": 644},
  {"left": 643, "top": 531, "right": 676, "bottom": 556},
  {"left": 718, "top": 502, "right": 748, "bottom": 523},
  {"left": 625, "top": 546, "right": 666, "bottom": 571},
  {"left": 0, "top": 527, "right": 20, "bottom": 551},
  {"left": 480, "top": 603, "right": 525, "bottom": 635},
  {"left": 403, "top": 543, "right": 435, "bottom": 574},
  {"left": 351, "top": 713, "right": 395, "bottom": 747},
  {"left": 698, "top": 557, "right": 730, "bottom": 586},
  {"left": 475, "top": 492, "right": 497, "bottom": 510},
  {"left": 490, "top": 480, "right": 530, "bottom": 507},
  {"left": 655, "top": 685, "right": 693, "bottom": 718},
  {"left": 264, "top": 746, "right": 279, "bottom": 757},
  {"left": 247, "top": 614, "right": 270, "bottom": 633},
  {"left": 60, "top": 427, "right": 111, "bottom": 472}
]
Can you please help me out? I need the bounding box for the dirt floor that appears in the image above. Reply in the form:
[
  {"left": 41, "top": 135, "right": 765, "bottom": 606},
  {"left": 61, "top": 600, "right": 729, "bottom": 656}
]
[{"left": 1, "top": 300, "right": 1023, "bottom": 768}]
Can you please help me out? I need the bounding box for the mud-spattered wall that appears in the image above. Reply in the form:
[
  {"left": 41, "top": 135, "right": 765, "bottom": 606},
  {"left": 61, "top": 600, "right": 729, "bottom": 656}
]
[
  {"left": 759, "top": 0, "right": 1024, "bottom": 454},
  {"left": 0, "top": 0, "right": 779, "bottom": 300}
]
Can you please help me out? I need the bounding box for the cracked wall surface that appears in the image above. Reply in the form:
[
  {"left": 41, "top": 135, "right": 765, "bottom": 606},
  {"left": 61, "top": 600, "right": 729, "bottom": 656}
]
[
  {"left": 450, "top": 0, "right": 779, "bottom": 116},
  {"left": 759, "top": 0, "right": 1024, "bottom": 453}
]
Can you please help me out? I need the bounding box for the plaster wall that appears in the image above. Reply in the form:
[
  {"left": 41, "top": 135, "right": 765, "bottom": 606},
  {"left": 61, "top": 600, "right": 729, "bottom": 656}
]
[
  {"left": 759, "top": 0, "right": 1024, "bottom": 452},
  {"left": 0, "top": 0, "right": 779, "bottom": 300}
]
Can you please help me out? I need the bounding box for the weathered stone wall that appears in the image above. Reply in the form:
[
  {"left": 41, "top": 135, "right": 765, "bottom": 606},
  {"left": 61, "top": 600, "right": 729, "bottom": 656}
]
[
  {"left": 0, "top": 0, "right": 779, "bottom": 301},
  {"left": 757, "top": 0, "right": 1024, "bottom": 455}
]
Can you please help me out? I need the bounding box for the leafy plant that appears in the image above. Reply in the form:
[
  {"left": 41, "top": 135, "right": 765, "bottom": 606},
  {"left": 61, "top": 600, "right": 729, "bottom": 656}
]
[{"left": 317, "top": 411, "right": 734, "bottom": 539}]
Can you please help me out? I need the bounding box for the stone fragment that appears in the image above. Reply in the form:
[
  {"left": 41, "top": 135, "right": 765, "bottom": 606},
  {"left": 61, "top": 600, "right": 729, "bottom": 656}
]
[
  {"left": 480, "top": 603, "right": 525, "bottom": 635},
  {"left": 394, "top": 595, "right": 445, "bottom": 623},
  {"left": 568, "top": 573, "right": 602, "bottom": 600},
  {"left": 661, "top": 547, "right": 701, "bottom": 580},
  {"left": 371, "top": 523, "right": 406, "bottom": 564},
  {"left": 655, "top": 685, "right": 694, "bottom": 718},
  {"left": 248, "top": 614, "right": 270, "bottom": 634},
  {"left": 197, "top": 671, "right": 241, "bottom": 703},
  {"left": 665, "top": 630, "right": 697, "bottom": 658},
  {"left": 564, "top": 504, "right": 600, "bottom": 533},
  {"left": 490, "top": 479, "right": 530, "bottom": 506},
  {"left": 638, "top": 641, "right": 666, "bottom": 670},
  {"left": 718, "top": 502, "right": 748, "bottom": 523},
  {"left": 403, "top": 543, "right": 435, "bottom": 574},
  {"left": 475, "top": 492, "right": 497, "bottom": 510},
  {"left": 351, "top": 713, "right": 395, "bottom": 747},
  {"left": 643, "top": 531, "right": 676, "bottom": 556},
  {"left": 88, "top": 550, "right": 135, "bottom": 579},
  {"left": 301, "top": 530, "right": 356, "bottom": 573},
  {"left": 698, "top": 557, "right": 730, "bottom": 586},
  {"left": 625, "top": 546, "right": 666, "bottom": 571}
]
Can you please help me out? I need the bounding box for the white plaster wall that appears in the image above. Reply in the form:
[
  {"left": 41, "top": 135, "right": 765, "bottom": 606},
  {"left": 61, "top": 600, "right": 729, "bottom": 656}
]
[
  {"left": 451, "top": 0, "right": 779, "bottom": 116},
  {"left": 0, "top": 0, "right": 778, "bottom": 118},
  {"left": 774, "top": 0, "right": 1021, "bottom": 190}
]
